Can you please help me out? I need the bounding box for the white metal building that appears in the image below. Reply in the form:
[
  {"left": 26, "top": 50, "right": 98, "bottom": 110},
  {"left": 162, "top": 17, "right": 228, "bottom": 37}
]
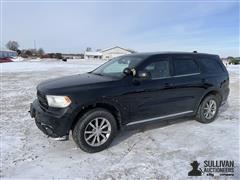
[
  {"left": 84, "top": 51, "right": 102, "bottom": 60},
  {"left": 84, "top": 46, "right": 135, "bottom": 60},
  {"left": 101, "top": 46, "right": 134, "bottom": 60}
]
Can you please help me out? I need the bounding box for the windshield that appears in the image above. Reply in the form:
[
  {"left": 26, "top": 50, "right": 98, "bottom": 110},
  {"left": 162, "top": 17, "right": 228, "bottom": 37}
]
[{"left": 91, "top": 56, "right": 144, "bottom": 78}]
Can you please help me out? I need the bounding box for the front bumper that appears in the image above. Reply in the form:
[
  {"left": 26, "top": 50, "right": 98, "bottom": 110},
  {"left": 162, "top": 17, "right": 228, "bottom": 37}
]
[{"left": 30, "top": 99, "right": 73, "bottom": 138}]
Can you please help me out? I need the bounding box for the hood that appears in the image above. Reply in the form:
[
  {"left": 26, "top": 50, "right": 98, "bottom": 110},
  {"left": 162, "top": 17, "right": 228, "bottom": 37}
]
[{"left": 37, "top": 73, "right": 117, "bottom": 94}]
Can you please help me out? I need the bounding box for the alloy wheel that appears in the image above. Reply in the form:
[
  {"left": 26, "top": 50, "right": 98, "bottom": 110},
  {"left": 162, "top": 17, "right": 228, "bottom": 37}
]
[
  {"left": 84, "top": 117, "right": 111, "bottom": 147},
  {"left": 203, "top": 99, "right": 217, "bottom": 119}
]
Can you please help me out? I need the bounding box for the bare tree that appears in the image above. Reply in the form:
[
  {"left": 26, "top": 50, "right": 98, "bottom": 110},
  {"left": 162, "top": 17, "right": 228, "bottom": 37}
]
[
  {"left": 25, "top": 50, "right": 32, "bottom": 56},
  {"left": 6, "top": 41, "right": 19, "bottom": 51},
  {"left": 55, "top": 53, "right": 63, "bottom": 59},
  {"left": 37, "top": 48, "right": 45, "bottom": 56}
]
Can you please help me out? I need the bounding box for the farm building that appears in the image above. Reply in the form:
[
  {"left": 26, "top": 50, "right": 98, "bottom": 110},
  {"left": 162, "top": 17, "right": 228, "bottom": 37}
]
[
  {"left": 84, "top": 51, "right": 102, "bottom": 60},
  {"left": 84, "top": 46, "right": 135, "bottom": 60}
]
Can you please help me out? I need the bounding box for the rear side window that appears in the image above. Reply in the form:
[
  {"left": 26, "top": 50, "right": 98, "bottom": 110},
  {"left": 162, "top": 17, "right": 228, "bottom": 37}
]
[
  {"left": 198, "top": 58, "right": 225, "bottom": 74},
  {"left": 173, "top": 57, "right": 200, "bottom": 76}
]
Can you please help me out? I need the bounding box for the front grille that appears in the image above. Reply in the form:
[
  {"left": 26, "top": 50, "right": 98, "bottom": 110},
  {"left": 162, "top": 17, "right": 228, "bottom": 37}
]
[{"left": 37, "top": 91, "right": 48, "bottom": 109}]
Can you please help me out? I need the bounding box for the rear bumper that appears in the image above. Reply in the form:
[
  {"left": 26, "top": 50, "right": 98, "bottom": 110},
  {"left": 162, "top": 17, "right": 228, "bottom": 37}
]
[
  {"left": 30, "top": 99, "right": 73, "bottom": 138},
  {"left": 221, "top": 87, "right": 230, "bottom": 105}
]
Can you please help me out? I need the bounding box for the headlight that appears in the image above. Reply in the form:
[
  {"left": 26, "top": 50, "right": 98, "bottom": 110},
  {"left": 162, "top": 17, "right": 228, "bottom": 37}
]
[{"left": 46, "top": 95, "right": 71, "bottom": 108}]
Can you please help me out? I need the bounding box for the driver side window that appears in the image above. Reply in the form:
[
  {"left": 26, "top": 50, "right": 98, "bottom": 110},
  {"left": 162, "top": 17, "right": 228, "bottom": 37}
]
[{"left": 144, "top": 59, "right": 170, "bottom": 79}]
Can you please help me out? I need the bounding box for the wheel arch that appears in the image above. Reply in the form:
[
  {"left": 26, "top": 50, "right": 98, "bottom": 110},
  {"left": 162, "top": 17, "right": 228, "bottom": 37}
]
[
  {"left": 71, "top": 102, "right": 122, "bottom": 131},
  {"left": 196, "top": 89, "right": 222, "bottom": 112}
]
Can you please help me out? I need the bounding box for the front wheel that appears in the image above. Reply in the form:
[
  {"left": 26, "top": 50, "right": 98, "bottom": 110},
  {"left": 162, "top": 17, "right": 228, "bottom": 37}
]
[
  {"left": 196, "top": 95, "right": 220, "bottom": 123},
  {"left": 72, "top": 108, "right": 117, "bottom": 153}
]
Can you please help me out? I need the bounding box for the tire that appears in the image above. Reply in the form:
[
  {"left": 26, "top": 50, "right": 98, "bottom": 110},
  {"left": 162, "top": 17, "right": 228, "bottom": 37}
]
[
  {"left": 196, "top": 95, "right": 220, "bottom": 123},
  {"left": 72, "top": 108, "right": 117, "bottom": 153}
]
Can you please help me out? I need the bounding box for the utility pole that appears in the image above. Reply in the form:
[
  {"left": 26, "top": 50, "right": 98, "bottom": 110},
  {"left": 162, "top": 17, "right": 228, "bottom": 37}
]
[{"left": 34, "top": 40, "right": 37, "bottom": 50}]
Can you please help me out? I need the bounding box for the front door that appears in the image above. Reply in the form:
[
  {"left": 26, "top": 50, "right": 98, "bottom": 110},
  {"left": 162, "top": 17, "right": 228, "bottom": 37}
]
[{"left": 126, "top": 55, "right": 176, "bottom": 124}]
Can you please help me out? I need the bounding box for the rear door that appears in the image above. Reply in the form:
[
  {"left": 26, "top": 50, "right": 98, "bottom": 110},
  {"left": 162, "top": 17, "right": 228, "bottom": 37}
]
[{"left": 170, "top": 55, "right": 205, "bottom": 113}]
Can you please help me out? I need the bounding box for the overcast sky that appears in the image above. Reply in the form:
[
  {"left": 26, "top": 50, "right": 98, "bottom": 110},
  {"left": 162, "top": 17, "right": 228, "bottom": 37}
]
[{"left": 1, "top": 1, "right": 239, "bottom": 57}]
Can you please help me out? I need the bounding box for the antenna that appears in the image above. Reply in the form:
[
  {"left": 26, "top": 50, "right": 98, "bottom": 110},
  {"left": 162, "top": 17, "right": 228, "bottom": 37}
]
[{"left": 193, "top": 51, "right": 197, "bottom": 53}]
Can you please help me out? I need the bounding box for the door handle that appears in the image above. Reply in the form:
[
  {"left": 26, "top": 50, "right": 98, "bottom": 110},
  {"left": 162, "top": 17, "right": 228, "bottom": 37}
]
[
  {"left": 135, "top": 89, "right": 145, "bottom": 93},
  {"left": 164, "top": 83, "right": 172, "bottom": 88},
  {"left": 201, "top": 78, "right": 207, "bottom": 84}
]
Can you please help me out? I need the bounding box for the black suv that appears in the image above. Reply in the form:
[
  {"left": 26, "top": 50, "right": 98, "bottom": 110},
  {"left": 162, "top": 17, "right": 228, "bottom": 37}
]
[{"left": 30, "top": 52, "right": 229, "bottom": 153}]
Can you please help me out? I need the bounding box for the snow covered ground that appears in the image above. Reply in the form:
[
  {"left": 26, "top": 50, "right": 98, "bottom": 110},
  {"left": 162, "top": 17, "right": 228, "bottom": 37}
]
[{"left": 1, "top": 59, "right": 239, "bottom": 179}]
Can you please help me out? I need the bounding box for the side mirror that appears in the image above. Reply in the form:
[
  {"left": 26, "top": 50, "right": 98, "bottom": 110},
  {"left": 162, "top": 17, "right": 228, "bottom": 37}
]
[
  {"left": 137, "top": 71, "right": 151, "bottom": 80},
  {"left": 123, "top": 68, "right": 131, "bottom": 76},
  {"left": 123, "top": 68, "right": 136, "bottom": 76}
]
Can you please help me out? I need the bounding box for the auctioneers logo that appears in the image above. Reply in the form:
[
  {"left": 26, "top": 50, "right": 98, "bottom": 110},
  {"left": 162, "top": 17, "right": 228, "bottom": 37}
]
[{"left": 188, "top": 160, "right": 235, "bottom": 177}]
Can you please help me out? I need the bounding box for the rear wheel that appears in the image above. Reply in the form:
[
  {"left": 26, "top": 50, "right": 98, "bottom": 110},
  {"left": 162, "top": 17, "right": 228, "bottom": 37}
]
[
  {"left": 72, "top": 108, "right": 117, "bottom": 153},
  {"left": 196, "top": 95, "right": 220, "bottom": 123}
]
